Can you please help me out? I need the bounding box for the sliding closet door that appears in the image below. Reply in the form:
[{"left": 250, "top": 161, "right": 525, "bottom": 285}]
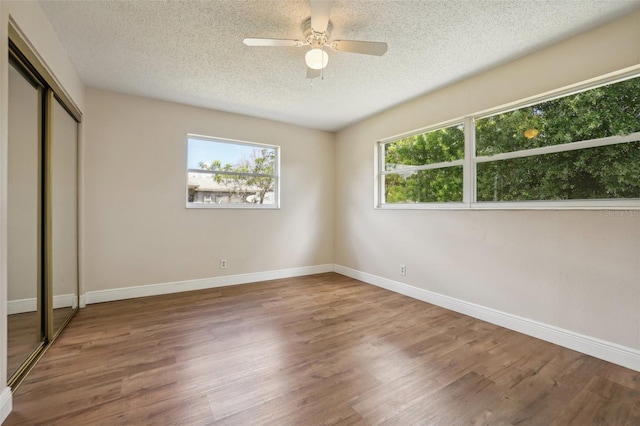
[
  {"left": 8, "top": 28, "right": 82, "bottom": 389},
  {"left": 7, "top": 61, "right": 45, "bottom": 379},
  {"left": 47, "top": 95, "right": 79, "bottom": 337}
]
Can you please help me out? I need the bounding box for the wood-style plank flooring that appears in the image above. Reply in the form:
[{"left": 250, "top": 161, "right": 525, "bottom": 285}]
[
  {"left": 6, "top": 273, "right": 640, "bottom": 425},
  {"left": 8, "top": 308, "right": 75, "bottom": 379}
]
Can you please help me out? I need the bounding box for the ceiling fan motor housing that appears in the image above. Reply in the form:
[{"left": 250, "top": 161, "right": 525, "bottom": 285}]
[{"left": 302, "top": 17, "right": 331, "bottom": 48}]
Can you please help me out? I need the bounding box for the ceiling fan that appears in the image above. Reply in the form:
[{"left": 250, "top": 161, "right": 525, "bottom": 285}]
[{"left": 243, "top": 0, "right": 388, "bottom": 79}]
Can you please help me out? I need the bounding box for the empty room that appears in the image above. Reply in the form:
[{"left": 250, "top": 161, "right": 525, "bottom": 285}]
[{"left": 1, "top": 0, "right": 640, "bottom": 424}]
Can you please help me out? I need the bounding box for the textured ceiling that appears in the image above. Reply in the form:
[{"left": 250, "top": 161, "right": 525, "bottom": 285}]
[{"left": 40, "top": 0, "right": 640, "bottom": 132}]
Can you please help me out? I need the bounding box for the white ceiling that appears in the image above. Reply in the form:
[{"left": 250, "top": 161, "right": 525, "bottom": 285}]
[{"left": 39, "top": 0, "right": 640, "bottom": 132}]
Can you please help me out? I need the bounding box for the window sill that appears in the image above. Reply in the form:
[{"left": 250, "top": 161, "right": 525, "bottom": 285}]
[
  {"left": 186, "top": 203, "right": 280, "bottom": 210},
  {"left": 376, "top": 200, "right": 640, "bottom": 211}
]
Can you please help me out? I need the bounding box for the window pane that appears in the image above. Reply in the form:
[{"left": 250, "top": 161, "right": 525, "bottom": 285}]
[
  {"left": 476, "top": 76, "right": 640, "bottom": 156},
  {"left": 476, "top": 141, "right": 640, "bottom": 202},
  {"left": 188, "top": 138, "right": 277, "bottom": 170},
  {"left": 187, "top": 136, "right": 278, "bottom": 207},
  {"left": 384, "top": 124, "right": 464, "bottom": 171},
  {"left": 188, "top": 172, "right": 276, "bottom": 205},
  {"left": 384, "top": 167, "right": 463, "bottom": 203}
]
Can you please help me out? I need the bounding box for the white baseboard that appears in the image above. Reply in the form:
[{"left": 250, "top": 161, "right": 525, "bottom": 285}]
[
  {"left": 0, "top": 387, "right": 12, "bottom": 424},
  {"left": 85, "top": 264, "right": 334, "bottom": 305},
  {"left": 333, "top": 264, "right": 640, "bottom": 372},
  {"left": 8, "top": 293, "right": 77, "bottom": 315},
  {"left": 6, "top": 298, "right": 34, "bottom": 315}
]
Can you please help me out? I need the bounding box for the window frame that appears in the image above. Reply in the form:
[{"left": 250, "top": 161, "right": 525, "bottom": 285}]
[
  {"left": 376, "top": 68, "right": 640, "bottom": 210},
  {"left": 377, "top": 119, "right": 467, "bottom": 207},
  {"left": 186, "top": 134, "right": 280, "bottom": 209}
]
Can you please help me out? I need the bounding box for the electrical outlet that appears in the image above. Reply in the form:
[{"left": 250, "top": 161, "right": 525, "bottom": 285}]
[
  {"left": 220, "top": 259, "right": 227, "bottom": 269},
  {"left": 400, "top": 264, "right": 406, "bottom": 276}
]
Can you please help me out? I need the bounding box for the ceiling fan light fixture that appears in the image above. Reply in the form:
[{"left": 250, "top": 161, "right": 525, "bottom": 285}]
[{"left": 305, "top": 48, "right": 329, "bottom": 70}]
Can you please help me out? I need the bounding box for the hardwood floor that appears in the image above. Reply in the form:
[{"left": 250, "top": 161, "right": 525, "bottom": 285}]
[
  {"left": 6, "top": 273, "right": 640, "bottom": 425},
  {"left": 7, "top": 307, "right": 76, "bottom": 380}
]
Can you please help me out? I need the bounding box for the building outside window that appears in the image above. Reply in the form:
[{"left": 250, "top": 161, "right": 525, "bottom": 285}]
[{"left": 187, "top": 135, "right": 280, "bottom": 208}]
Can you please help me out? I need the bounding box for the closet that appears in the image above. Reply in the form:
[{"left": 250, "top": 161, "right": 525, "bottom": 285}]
[{"left": 7, "top": 25, "right": 81, "bottom": 388}]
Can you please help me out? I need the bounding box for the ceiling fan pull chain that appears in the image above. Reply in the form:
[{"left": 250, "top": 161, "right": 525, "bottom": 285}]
[{"left": 321, "top": 46, "right": 325, "bottom": 80}]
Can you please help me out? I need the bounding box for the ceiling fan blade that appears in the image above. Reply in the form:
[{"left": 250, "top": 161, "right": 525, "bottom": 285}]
[
  {"left": 306, "top": 67, "right": 321, "bottom": 79},
  {"left": 331, "top": 40, "right": 388, "bottom": 56},
  {"left": 310, "top": 0, "right": 333, "bottom": 33},
  {"left": 243, "top": 38, "right": 302, "bottom": 47}
]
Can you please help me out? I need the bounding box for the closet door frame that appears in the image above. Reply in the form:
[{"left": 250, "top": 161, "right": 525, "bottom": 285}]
[
  {"left": 44, "top": 90, "right": 80, "bottom": 341},
  {"left": 6, "top": 49, "right": 46, "bottom": 390},
  {"left": 8, "top": 22, "right": 81, "bottom": 122},
  {"left": 7, "top": 22, "right": 82, "bottom": 389}
]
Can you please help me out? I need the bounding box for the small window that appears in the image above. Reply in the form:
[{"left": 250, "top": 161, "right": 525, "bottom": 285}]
[
  {"left": 187, "top": 135, "right": 279, "bottom": 208},
  {"left": 379, "top": 123, "right": 465, "bottom": 204}
]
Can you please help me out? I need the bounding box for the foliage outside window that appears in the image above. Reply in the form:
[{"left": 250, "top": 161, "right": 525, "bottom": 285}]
[
  {"left": 381, "top": 123, "right": 465, "bottom": 203},
  {"left": 476, "top": 77, "right": 640, "bottom": 202},
  {"left": 378, "top": 73, "right": 640, "bottom": 207},
  {"left": 187, "top": 136, "right": 279, "bottom": 208}
]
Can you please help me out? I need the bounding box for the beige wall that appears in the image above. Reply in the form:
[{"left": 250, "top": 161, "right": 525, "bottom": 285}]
[
  {"left": 0, "top": 0, "right": 8, "bottom": 392},
  {"left": 82, "top": 89, "right": 335, "bottom": 292},
  {"left": 335, "top": 11, "right": 640, "bottom": 350}
]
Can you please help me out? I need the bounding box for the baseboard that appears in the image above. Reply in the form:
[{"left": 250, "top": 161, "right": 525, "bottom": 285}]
[
  {"left": 6, "top": 298, "right": 34, "bottom": 315},
  {"left": 333, "top": 264, "right": 640, "bottom": 372},
  {"left": 0, "top": 387, "right": 12, "bottom": 424},
  {"left": 8, "top": 293, "right": 77, "bottom": 315},
  {"left": 85, "top": 264, "right": 334, "bottom": 305}
]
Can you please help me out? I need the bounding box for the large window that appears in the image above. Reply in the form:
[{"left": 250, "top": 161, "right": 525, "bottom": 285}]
[
  {"left": 187, "top": 135, "right": 279, "bottom": 208},
  {"left": 378, "top": 73, "right": 640, "bottom": 208}
]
